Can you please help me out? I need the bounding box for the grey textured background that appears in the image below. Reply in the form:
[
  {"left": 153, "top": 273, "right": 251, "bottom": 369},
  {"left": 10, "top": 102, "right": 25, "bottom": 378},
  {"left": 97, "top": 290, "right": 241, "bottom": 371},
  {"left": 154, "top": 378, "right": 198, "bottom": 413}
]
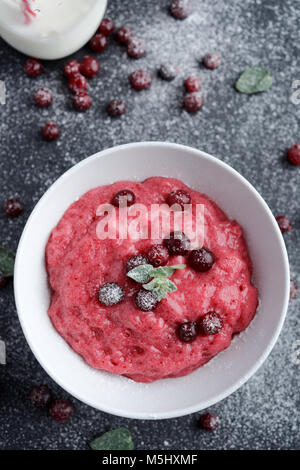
[{"left": 0, "top": 0, "right": 299, "bottom": 450}]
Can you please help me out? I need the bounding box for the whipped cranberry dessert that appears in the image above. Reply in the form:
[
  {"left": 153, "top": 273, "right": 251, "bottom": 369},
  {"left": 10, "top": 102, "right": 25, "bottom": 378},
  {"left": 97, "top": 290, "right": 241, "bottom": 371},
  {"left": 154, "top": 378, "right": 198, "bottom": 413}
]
[{"left": 46, "top": 177, "right": 258, "bottom": 383}]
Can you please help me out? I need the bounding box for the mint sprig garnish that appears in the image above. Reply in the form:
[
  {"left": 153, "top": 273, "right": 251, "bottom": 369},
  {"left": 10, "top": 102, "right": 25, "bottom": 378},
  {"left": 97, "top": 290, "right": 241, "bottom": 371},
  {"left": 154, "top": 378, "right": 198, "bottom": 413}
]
[
  {"left": 0, "top": 246, "right": 15, "bottom": 277},
  {"left": 235, "top": 67, "right": 272, "bottom": 94},
  {"left": 127, "top": 263, "right": 186, "bottom": 301},
  {"left": 90, "top": 428, "right": 134, "bottom": 450}
]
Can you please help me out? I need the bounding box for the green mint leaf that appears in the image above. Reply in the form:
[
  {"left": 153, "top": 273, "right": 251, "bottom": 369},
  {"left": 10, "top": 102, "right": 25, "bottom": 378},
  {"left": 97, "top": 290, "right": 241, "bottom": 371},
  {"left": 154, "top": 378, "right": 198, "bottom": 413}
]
[
  {"left": 127, "top": 264, "right": 155, "bottom": 283},
  {"left": 235, "top": 67, "right": 272, "bottom": 94},
  {"left": 0, "top": 246, "right": 15, "bottom": 277},
  {"left": 143, "top": 278, "right": 177, "bottom": 301},
  {"left": 152, "top": 264, "right": 186, "bottom": 278},
  {"left": 90, "top": 428, "right": 134, "bottom": 451}
]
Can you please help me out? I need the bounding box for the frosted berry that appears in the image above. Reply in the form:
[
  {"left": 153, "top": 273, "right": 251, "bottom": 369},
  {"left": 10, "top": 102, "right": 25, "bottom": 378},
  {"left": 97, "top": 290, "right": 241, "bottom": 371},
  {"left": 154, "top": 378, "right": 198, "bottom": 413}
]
[
  {"left": 203, "top": 52, "right": 221, "bottom": 70},
  {"left": 112, "top": 189, "right": 136, "bottom": 207},
  {"left": 164, "top": 231, "right": 190, "bottom": 256},
  {"left": 41, "top": 122, "right": 60, "bottom": 141},
  {"left": 170, "top": 0, "right": 192, "bottom": 19},
  {"left": 288, "top": 143, "right": 300, "bottom": 166},
  {"left": 276, "top": 215, "right": 292, "bottom": 233},
  {"left": 127, "top": 38, "right": 146, "bottom": 59},
  {"left": 148, "top": 244, "right": 169, "bottom": 267},
  {"left": 29, "top": 385, "right": 52, "bottom": 408},
  {"left": 3, "top": 199, "right": 23, "bottom": 217},
  {"left": 73, "top": 91, "right": 92, "bottom": 111},
  {"left": 68, "top": 73, "right": 88, "bottom": 94},
  {"left": 166, "top": 189, "right": 191, "bottom": 209},
  {"left": 49, "top": 400, "right": 74, "bottom": 423},
  {"left": 107, "top": 99, "right": 126, "bottom": 117},
  {"left": 158, "top": 63, "right": 178, "bottom": 81},
  {"left": 126, "top": 255, "right": 149, "bottom": 273},
  {"left": 34, "top": 88, "right": 53, "bottom": 107},
  {"left": 80, "top": 56, "right": 100, "bottom": 78},
  {"left": 135, "top": 289, "right": 159, "bottom": 311},
  {"left": 99, "top": 18, "right": 114, "bottom": 36},
  {"left": 24, "top": 58, "right": 43, "bottom": 77},
  {"left": 98, "top": 282, "right": 124, "bottom": 306},
  {"left": 90, "top": 33, "right": 108, "bottom": 53},
  {"left": 64, "top": 59, "right": 80, "bottom": 78},
  {"left": 184, "top": 93, "right": 204, "bottom": 112},
  {"left": 188, "top": 248, "right": 215, "bottom": 272},
  {"left": 200, "top": 413, "right": 220, "bottom": 431},
  {"left": 116, "top": 26, "right": 133, "bottom": 45},
  {"left": 130, "top": 69, "right": 152, "bottom": 90},
  {"left": 177, "top": 321, "right": 198, "bottom": 343},
  {"left": 185, "top": 76, "right": 202, "bottom": 93},
  {"left": 198, "top": 312, "right": 223, "bottom": 335}
]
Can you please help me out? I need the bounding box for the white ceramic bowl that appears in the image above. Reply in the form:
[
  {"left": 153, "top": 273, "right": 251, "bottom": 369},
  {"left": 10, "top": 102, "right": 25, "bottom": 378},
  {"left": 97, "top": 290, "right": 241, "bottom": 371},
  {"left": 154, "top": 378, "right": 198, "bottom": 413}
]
[{"left": 14, "top": 142, "right": 290, "bottom": 419}]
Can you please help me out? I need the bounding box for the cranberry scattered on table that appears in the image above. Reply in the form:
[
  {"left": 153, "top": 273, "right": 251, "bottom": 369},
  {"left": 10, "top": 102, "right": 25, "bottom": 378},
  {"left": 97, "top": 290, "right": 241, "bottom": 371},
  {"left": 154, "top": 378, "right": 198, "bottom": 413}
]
[
  {"left": 115, "top": 26, "right": 133, "bottom": 45},
  {"left": 99, "top": 18, "right": 114, "bottom": 36},
  {"left": 64, "top": 59, "right": 80, "bottom": 78},
  {"left": 24, "top": 58, "right": 43, "bottom": 77},
  {"left": 130, "top": 69, "right": 152, "bottom": 90},
  {"left": 73, "top": 91, "right": 92, "bottom": 111},
  {"left": 80, "top": 56, "right": 100, "bottom": 78},
  {"left": 107, "top": 99, "right": 126, "bottom": 117},
  {"left": 170, "top": 0, "right": 192, "bottom": 19},
  {"left": 49, "top": 399, "right": 75, "bottom": 423},
  {"left": 41, "top": 122, "right": 60, "bottom": 141},
  {"left": 200, "top": 413, "right": 220, "bottom": 431},
  {"left": 276, "top": 215, "right": 292, "bottom": 233},
  {"left": 185, "top": 76, "right": 202, "bottom": 93},
  {"left": 29, "top": 385, "right": 52, "bottom": 408},
  {"left": 89, "top": 33, "right": 108, "bottom": 53},
  {"left": 127, "top": 38, "right": 146, "bottom": 59},
  {"left": 34, "top": 88, "right": 53, "bottom": 108},
  {"left": 68, "top": 73, "right": 88, "bottom": 94},
  {"left": 184, "top": 92, "right": 204, "bottom": 112},
  {"left": 3, "top": 198, "right": 23, "bottom": 217},
  {"left": 158, "top": 63, "right": 179, "bottom": 81},
  {"left": 288, "top": 143, "right": 300, "bottom": 166},
  {"left": 203, "top": 52, "right": 222, "bottom": 69}
]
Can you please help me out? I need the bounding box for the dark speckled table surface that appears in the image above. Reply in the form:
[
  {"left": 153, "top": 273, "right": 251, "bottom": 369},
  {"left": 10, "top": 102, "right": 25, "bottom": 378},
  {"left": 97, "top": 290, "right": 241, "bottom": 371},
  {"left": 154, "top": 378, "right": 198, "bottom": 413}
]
[{"left": 0, "top": 0, "right": 299, "bottom": 450}]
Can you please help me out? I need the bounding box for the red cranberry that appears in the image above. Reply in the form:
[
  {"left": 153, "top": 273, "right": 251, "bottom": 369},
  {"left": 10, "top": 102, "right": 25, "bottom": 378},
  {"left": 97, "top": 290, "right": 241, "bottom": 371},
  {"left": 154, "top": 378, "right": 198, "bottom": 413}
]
[
  {"left": 177, "top": 321, "right": 198, "bottom": 343},
  {"left": 290, "top": 280, "right": 298, "bottom": 299},
  {"left": 98, "top": 282, "right": 124, "bottom": 306},
  {"left": 185, "top": 76, "right": 202, "bottom": 93},
  {"left": 90, "top": 33, "right": 108, "bottom": 53},
  {"left": 184, "top": 93, "right": 204, "bottom": 112},
  {"left": 99, "top": 18, "right": 114, "bottom": 36},
  {"left": 107, "top": 99, "right": 126, "bottom": 117},
  {"left": 203, "top": 52, "right": 221, "bottom": 70},
  {"left": 198, "top": 312, "right": 223, "bottom": 335},
  {"left": 115, "top": 26, "right": 133, "bottom": 45},
  {"left": 276, "top": 215, "right": 292, "bottom": 233},
  {"left": 3, "top": 199, "right": 23, "bottom": 217},
  {"left": 112, "top": 189, "right": 136, "bottom": 207},
  {"left": 80, "top": 56, "right": 100, "bottom": 78},
  {"left": 188, "top": 248, "right": 215, "bottom": 272},
  {"left": 0, "top": 275, "right": 7, "bottom": 288},
  {"left": 73, "top": 91, "right": 92, "bottom": 111},
  {"left": 130, "top": 69, "right": 152, "bottom": 91},
  {"left": 49, "top": 399, "right": 74, "bottom": 423},
  {"left": 166, "top": 189, "right": 191, "bottom": 209},
  {"left": 29, "top": 385, "right": 52, "bottom": 408},
  {"left": 127, "top": 38, "right": 146, "bottom": 59},
  {"left": 126, "top": 255, "right": 149, "bottom": 273},
  {"left": 170, "top": 0, "right": 192, "bottom": 19},
  {"left": 64, "top": 59, "right": 80, "bottom": 78},
  {"left": 158, "top": 63, "right": 179, "bottom": 81},
  {"left": 288, "top": 143, "right": 300, "bottom": 166},
  {"left": 200, "top": 413, "right": 220, "bottom": 431},
  {"left": 24, "top": 58, "right": 43, "bottom": 77},
  {"left": 148, "top": 244, "right": 169, "bottom": 267},
  {"left": 34, "top": 88, "right": 53, "bottom": 108},
  {"left": 68, "top": 73, "right": 88, "bottom": 94},
  {"left": 41, "top": 122, "right": 60, "bottom": 141},
  {"left": 164, "top": 231, "right": 190, "bottom": 256},
  {"left": 135, "top": 289, "right": 159, "bottom": 311}
]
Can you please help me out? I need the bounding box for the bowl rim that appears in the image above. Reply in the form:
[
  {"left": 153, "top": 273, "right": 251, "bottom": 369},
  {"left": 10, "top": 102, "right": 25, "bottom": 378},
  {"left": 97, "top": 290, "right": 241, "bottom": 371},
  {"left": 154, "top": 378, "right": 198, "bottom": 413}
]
[{"left": 14, "top": 141, "right": 290, "bottom": 419}]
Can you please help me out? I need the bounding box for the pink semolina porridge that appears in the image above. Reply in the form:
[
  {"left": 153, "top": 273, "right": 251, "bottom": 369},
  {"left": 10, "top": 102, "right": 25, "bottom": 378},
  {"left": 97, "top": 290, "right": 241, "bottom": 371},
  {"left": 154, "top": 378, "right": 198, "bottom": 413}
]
[{"left": 46, "top": 177, "right": 258, "bottom": 383}]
